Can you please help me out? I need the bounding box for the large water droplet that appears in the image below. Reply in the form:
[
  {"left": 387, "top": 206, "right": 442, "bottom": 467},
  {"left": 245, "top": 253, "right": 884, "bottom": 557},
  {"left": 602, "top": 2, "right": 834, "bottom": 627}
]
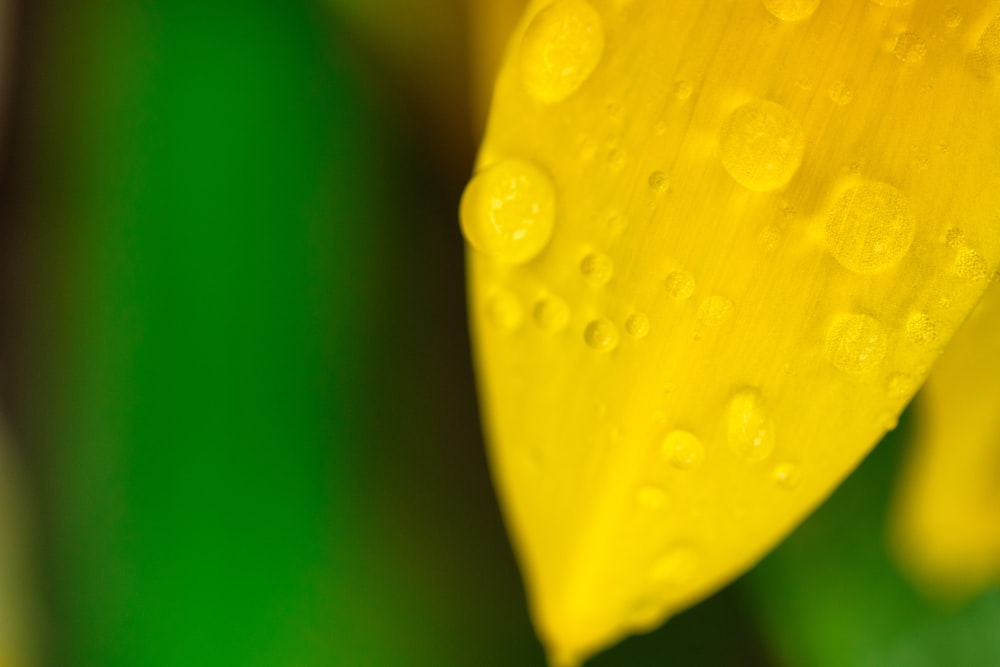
[
  {"left": 727, "top": 388, "right": 776, "bottom": 462},
  {"left": 520, "top": 0, "right": 605, "bottom": 103},
  {"left": 719, "top": 100, "right": 805, "bottom": 192},
  {"left": 661, "top": 430, "right": 705, "bottom": 470},
  {"left": 581, "top": 252, "right": 614, "bottom": 286},
  {"left": 825, "top": 182, "right": 914, "bottom": 274},
  {"left": 762, "top": 0, "right": 821, "bottom": 21},
  {"left": 584, "top": 317, "right": 619, "bottom": 351},
  {"left": 459, "top": 159, "right": 556, "bottom": 264},
  {"left": 825, "top": 313, "right": 888, "bottom": 374}
]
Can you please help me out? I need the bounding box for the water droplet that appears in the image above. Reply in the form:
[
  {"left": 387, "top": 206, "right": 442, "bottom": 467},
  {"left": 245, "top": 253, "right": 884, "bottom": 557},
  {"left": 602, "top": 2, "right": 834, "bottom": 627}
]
[
  {"left": 625, "top": 312, "right": 651, "bottom": 338},
  {"left": 648, "top": 170, "right": 669, "bottom": 194},
  {"left": 519, "top": 0, "right": 605, "bottom": 103},
  {"left": 648, "top": 545, "right": 699, "bottom": 585},
  {"left": 719, "top": 100, "right": 805, "bottom": 192},
  {"left": 459, "top": 159, "right": 556, "bottom": 264},
  {"left": 969, "top": 14, "right": 1000, "bottom": 78},
  {"left": 880, "top": 411, "right": 900, "bottom": 430},
  {"left": 533, "top": 296, "right": 570, "bottom": 332},
  {"left": 664, "top": 270, "right": 696, "bottom": 301},
  {"left": 894, "top": 31, "right": 927, "bottom": 64},
  {"left": 581, "top": 252, "right": 614, "bottom": 285},
  {"left": 673, "top": 80, "right": 693, "bottom": 100},
  {"left": 827, "top": 80, "right": 854, "bottom": 106},
  {"left": 905, "top": 313, "right": 937, "bottom": 346},
  {"left": 887, "top": 373, "right": 916, "bottom": 399},
  {"left": 945, "top": 227, "right": 966, "bottom": 248},
  {"left": 607, "top": 148, "right": 627, "bottom": 171},
  {"left": 727, "top": 388, "right": 776, "bottom": 462},
  {"left": 698, "top": 296, "right": 734, "bottom": 326},
  {"left": 773, "top": 462, "right": 801, "bottom": 489},
  {"left": 825, "top": 313, "right": 888, "bottom": 374},
  {"left": 955, "top": 248, "right": 989, "bottom": 281},
  {"left": 825, "top": 182, "right": 914, "bottom": 274},
  {"left": 486, "top": 291, "right": 523, "bottom": 331},
  {"left": 944, "top": 7, "right": 962, "bottom": 29},
  {"left": 606, "top": 211, "right": 628, "bottom": 236},
  {"left": 584, "top": 317, "right": 619, "bottom": 351},
  {"left": 661, "top": 430, "right": 705, "bottom": 470},
  {"left": 634, "top": 485, "right": 669, "bottom": 510},
  {"left": 762, "top": 0, "right": 821, "bottom": 21}
]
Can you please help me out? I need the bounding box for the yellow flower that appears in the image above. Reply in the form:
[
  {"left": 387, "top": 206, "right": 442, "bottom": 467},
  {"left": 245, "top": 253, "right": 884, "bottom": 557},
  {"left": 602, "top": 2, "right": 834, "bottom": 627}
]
[{"left": 462, "top": 1, "right": 1000, "bottom": 664}]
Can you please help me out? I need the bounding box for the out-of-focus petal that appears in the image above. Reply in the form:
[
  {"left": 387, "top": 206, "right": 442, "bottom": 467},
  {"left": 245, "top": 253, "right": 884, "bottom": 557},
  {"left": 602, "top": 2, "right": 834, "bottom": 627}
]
[
  {"left": 463, "top": 1, "right": 1000, "bottom": 662},
  {"left": 469, "top": 0, "right": 529, "bottom": 136},
  {"left": 0, "top": 437, "right": 36, "bottom": 667},
  {"left": 892, "top": 280, "right": 1000, "bottom": 598}
]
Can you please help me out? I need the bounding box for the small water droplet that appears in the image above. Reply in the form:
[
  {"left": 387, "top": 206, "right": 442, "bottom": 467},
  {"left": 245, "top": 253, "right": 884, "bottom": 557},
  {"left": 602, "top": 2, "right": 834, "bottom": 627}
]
[
  {"left": 607, "top": 148, "right": 627, "bottom": 171},
  {"left": 888, "top": 372, "right": 916, "bottom": 399},
  {"left": 827, "top": 80, "right": 854, "bottom": 106},
  {"left": 894, "top": 31, "right": 927, "bottom": 64},
  {"left": 486, "top": 291, "right": 523, "bottom": 331},
  {"left": 519, "top": 0, "right": 605, "bottom": 103},
  {"left": 533, "top": 296, "right": 570, "bottom": 332},
  {"left": 719, "top": 100, "right": 805, "bottom": 192},
  {"left": 773, "top": 462, "right": 801, "bottom": 489},
  {"left": 727, "top": 388, "right": 776, "bottom": 462},
  {"left": 664, "top": 270, "right": 696, "bottom": 301},
  {"left": 944, "top": 7, "right": 962, "bottom": 29},
  {"left": 762, "top": 0, "right": 821, "bottom": 22},
  {"left": 880, "top": 411, "right": 900, "bottom": 430},
  {"left": 955, "top": 248, "right": 989, "bottom": 281},
  {"left": 905, "top": 313, "right": 937, "bottom": 346},
  {"left": 673, "top": 80, "right": 693, "bottom": 100},
  {"left": 945, "top": 227, "right": 966, "bottom": 248},
  {"left": 648, "top": 545, "right": 699, "bottom": 585},
  {"left": 825, "top": 313, "right": 888, "bottom": 374},
  {"left": 661, "top": 429, "right": 705, "bottom": 470},
  {"left": 581, "top": 252, "right": 614, "bottom": 286},
  {"left": 606, "top": 211, "right": 628, "bottom": 236},
  {"left": 584, "top": 317, "right": 619, "bottom": 351},
  {"left": 634, "top": 485, "right": 669, "bottom": 510},
  {"left": 698, "top": 296, "right": 734, "bottom": 325},
  {"left": 648, "top": 170, "right": 669, "bottom": 193},
  {"left": 459, "top": 159, "right": 556, "bottom": 264},
  {"left": 625, "top": 312, "right": 651, "bottom": 338},
  {"left": 825, "top": 182, "right": 914, "bottom": 274}
]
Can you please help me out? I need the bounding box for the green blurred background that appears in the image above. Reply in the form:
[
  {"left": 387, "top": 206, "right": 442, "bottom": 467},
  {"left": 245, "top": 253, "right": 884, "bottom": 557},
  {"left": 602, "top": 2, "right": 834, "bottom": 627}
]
[{"left": 0, "top": 1, "right": 995, "bottom": 666}]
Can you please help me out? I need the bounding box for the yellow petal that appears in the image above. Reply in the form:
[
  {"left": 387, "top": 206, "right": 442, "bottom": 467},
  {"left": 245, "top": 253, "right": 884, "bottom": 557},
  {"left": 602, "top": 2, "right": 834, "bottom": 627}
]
[
  {"left": 891, "top": 279, "right": 1000, "bottom": 598},
  {"left": 464, "top": 1, "right": 1000, "bottom": 663}
]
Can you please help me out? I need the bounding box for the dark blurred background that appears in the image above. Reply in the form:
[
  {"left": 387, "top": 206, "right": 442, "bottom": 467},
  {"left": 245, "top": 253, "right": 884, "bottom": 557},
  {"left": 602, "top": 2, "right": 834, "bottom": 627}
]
[{"left": 0, "top": 2, "right": 996, "bottom": 666}]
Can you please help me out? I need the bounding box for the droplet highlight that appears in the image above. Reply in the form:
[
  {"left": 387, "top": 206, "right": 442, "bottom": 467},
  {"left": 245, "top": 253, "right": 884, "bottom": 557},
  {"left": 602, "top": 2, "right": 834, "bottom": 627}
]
[
  {"left": 762, "top": 0, "right": 821, "bottom": 22},
  {"left": 727, "top": 388, "right": 776, "bottom": 462},
  {"left": 825, "top": 182, "right": 915, "bottom": 274},
  {"left": 661, "top": 430, "right": 705, "bottom": 470},
  {"left": 519, "top": 0, "right": 605, "bottom": 103},
  {"left": 773, "top": 462, "right": 801, "bottom": 489},
  {"left": 719, "top": 100, "right": 805, "bottom": 191},
  {"left": 825, "top": 313, "right": 888, "bottom": 374},
  {"left": 459, "top": 159, "right": 556, "bottom": 264},
  {"left": 584, "top": 317, "right": 619, "bottom": 351}
]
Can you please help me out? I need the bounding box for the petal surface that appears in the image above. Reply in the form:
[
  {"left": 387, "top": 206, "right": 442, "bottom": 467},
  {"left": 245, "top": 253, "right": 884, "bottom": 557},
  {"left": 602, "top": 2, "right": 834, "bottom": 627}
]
[
  {"left": 892, "top": 280, "right": 1000, "bottom": 598},
  {"left": 464, "top": 1, "right": 1000, "bottom": 663}
]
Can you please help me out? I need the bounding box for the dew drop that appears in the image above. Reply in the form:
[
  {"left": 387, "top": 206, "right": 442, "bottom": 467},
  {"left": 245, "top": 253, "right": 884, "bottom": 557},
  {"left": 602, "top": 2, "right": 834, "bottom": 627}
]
[
  {"left": 945, "top": 227, "right": 966, "bottom": 248},
  {"left": 727, "top": 388, "right": 776, "bottom": 462},
  {"left": 486, "top": 291, "right": 523, "bottom": 332},
  {"left": 519, "top": 0, "right": 605, "bottom": 103},
  {"left": 625, "top": 312, "right": 651, "bottom": 338},
  {"left": 661, "top": 430, "right": 705, "bottom": 470},
  {"left": 887, "top": 373, "right": 916, "bottom": 399},
  {"left": 825, "top": 313, "right": 888, "bottom": 374},
  {"left": 581, "top": 252, "right": 614, "bottom": 286},
  {"left": 648, "top": 545, "right": 699, "bottom": 585},
  {"left": 459, "top": 159, "right": 556, "bottom": 264},
  {"left": 955, "top": 248, "right": 989, "bottom": 281},
  {"left": 584, "top": 317, "right": 619, "bottom": 351},
  {"left": 698, "top": 296, "right": 735, "bottom": 326},
  {"left": 719, "top": 100, "right": 805, "bottom": 192},
  {"left": 773, "top": 462, "right": 801, "bottom": 489},
  {"left": 894, "top": 31, "right": 927, "bottom": 64},
  {"left": 762, "top": 0, "right": 821, "bottom": 21},
  {"left": 607, "top": 148, "right": 627, "bottom": 171},
  {"left": 634, "top": 485, "right": 669, "bottom": 510},
  {"left": 944, "top": 7, "right": 962, "bottom": 29},
  {"left": 648, "top": 170, "right": 669, "bottom": 194},
  {"left": 664, "top": 270, "right": 696, "bottom": 301},
  {"left": 970, "top": 14, "right": 1000, "bottom": 78},
  {"left": 673, "top": 80, "right": 693, "bottom": 100},
  {"left": 827, "top": 80, "right": 854, "bottom": 106},
  {"left": 905, "top": 313, "right": 937, "bottom": 346},
  {"left": 533, "top": 295, "right": 570, "bottom": 332},
  {"left": 825, "top": 182, "right": 914, "bottom": 274}
]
